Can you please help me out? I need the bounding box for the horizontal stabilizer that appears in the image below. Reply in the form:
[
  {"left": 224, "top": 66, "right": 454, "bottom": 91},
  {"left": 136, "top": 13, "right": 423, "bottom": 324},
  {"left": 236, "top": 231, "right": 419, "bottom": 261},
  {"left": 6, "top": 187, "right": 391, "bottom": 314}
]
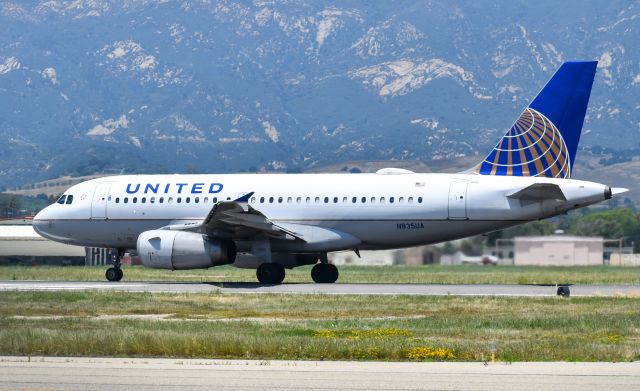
[{"left": 508, "top": 183, "right": 566, "bottom": 202}]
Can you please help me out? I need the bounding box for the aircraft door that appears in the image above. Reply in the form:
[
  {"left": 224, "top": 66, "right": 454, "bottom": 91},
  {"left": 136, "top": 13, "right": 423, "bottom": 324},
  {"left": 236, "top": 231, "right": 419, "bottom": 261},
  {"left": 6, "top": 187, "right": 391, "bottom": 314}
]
[
  {"left": 448, "top": 181, "right": 468, "bottom": 220},
  {"left": 91, "top": 183, "right": 111, "bottom": 219}
]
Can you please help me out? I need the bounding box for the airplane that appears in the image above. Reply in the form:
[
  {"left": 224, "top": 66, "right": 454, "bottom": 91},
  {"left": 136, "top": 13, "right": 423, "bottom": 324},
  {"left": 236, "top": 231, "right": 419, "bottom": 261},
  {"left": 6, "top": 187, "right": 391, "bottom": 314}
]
[{"left": 33, "top": 60, "right": 628, "bottom": 284}]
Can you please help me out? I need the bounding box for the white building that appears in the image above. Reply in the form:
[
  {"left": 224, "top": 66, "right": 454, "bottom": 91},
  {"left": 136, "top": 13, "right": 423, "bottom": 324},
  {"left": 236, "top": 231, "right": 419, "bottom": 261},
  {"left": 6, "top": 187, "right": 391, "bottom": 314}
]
[
  {"left": 0, "top": 218, "right": 118, "bottom": 266},
  {"left": 514, "top": 235, "right": 603, "bottom": 266},
  {"left": 329, "top": 246, "right": 441, "bottom": 266},
  {"left": 609, "top": 253, "right": 640, "bottom": 267},
  {"left": 0, "top": 224, "right": 85, "bottom": 264},
  {"left": 329, "top": 250, "right": 400, "bottom": 266}
]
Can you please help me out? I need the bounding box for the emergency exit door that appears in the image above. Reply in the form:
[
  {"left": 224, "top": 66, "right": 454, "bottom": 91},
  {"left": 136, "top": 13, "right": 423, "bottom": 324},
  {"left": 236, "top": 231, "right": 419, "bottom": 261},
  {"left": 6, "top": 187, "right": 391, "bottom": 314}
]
[
  {"left": 448, "top": 181, "right": 468, "bottom": 220},
  {"left": 91, "top": 183, "right": 111, "bottom": 219}
]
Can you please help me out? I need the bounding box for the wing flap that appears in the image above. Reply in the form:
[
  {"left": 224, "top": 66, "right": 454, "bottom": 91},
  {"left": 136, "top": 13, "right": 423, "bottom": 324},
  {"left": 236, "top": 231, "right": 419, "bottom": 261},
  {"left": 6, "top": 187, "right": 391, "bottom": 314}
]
[{"left": 168, "top": 192, "right": 304, "bottom": 241}]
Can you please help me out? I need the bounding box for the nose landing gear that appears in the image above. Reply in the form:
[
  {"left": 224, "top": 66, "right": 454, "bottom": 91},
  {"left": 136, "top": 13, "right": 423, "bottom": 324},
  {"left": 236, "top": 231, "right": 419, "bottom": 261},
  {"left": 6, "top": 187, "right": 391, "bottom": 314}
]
[
  {"left": 105, "top": 249, "right": 125, "bottom": 282},
  {"left": 105, "top": 267, "right": 123, "bottom": 282}
]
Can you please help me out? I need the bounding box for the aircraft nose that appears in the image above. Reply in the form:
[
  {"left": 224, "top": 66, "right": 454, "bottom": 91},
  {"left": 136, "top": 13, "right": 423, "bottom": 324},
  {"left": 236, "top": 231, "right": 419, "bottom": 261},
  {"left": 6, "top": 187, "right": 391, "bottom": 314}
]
[{"left": 32, "top": 207, "right": 54, "bottom": 238}]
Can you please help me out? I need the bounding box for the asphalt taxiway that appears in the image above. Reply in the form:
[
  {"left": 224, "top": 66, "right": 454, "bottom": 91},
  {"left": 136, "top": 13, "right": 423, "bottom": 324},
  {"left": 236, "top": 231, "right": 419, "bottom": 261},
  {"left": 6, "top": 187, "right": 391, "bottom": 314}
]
[
  {"left": 0, "top": 280, "right": 638, "bottom": 296},
  {"left": 1, "top": 356, "right": 638, "bottom": 391}
]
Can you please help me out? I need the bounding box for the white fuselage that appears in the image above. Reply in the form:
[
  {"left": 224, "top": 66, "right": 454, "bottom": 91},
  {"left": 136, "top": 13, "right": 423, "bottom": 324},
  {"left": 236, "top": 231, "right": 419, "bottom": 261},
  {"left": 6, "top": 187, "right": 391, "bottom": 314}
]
[{"left": 33, "top": 172, "right": 609, "bottom": 255}]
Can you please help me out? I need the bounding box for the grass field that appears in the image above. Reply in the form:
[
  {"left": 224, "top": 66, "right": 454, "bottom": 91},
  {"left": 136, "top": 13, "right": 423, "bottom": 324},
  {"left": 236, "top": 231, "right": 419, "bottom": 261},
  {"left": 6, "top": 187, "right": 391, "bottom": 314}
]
[
  {"left": 0, "top": 291, "right": 639, "bottom": 362},
  {"left": 1, "top": 264, "right": 640, "bottom": 285}
]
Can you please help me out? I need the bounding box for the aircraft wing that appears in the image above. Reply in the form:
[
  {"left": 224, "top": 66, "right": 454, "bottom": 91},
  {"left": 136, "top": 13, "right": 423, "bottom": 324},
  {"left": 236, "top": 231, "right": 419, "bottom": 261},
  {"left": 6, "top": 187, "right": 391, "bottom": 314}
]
[
  {"left": 164, "top": 192, "right": 303, "bottom": 241},
  {"left": 507, "top": 183, "right": 567, "bottom": 201}
]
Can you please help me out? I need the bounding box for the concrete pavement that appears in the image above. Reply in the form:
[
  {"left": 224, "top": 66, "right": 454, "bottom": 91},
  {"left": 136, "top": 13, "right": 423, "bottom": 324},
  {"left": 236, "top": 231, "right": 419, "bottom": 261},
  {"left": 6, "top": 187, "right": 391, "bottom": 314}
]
[
  {"left": 0, "top": 280, "right": 639, "bottom": 296},
  {"left": 0, "top": 356, "right": 638, "bottom": 391}
]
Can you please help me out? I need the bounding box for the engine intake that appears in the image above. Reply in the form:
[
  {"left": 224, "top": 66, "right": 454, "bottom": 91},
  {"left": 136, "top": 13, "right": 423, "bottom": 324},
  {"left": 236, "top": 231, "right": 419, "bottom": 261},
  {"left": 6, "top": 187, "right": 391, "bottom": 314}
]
[{"left": 137, "top": 230, "right": 236, "bottom": 270}]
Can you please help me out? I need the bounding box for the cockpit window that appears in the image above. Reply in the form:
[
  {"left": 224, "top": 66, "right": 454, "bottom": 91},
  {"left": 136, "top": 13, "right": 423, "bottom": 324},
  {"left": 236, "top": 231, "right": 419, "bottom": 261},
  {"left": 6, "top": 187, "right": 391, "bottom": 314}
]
[
  {"left": 57, "top": 195, "right": 67, "bottom": 204},
  {"left": 65, "top": 195, "right": 74, "bottom": 205}
]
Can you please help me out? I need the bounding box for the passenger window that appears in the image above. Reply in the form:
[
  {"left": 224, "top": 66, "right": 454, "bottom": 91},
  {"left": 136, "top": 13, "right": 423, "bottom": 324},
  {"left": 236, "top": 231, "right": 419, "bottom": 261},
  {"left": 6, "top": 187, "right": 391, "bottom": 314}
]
[
  {"left": 399, "top": 197, "right": 404, "bottom": 203},
  {"left": 296, "top": 197, "right": 301, "bottom": 203},
  {"left": 195, "top": 197, "right": 200, "bottom": 203},
  {"left": 333, "top": 197, "right": 338, "bottom": 203},
  {"left": 418, "top": 197, "right": 423, "bottom": 203},
  {"left": 115, "top": 197, "right": 120, "bottom": 203},
  {"left": 177, "top": 197, "right": 181, "bottom": 203},
  {"left": 352, "top": 197, "right": 357, "bottom": 203},
  {"left": 150, "top": 197, "right": 155, "bottom": 204},
  {"left": 361, "top": 197, "right": 366, "bottom": 203},
  {"left": 390, "top": 197, "right": 394, "bottom": 204},
  {"left": 66, "top": 195, "right": 73, "bottom": 204},
  {"left": 124, "top": 197, "right": 129, "bottom": 204},
  {"left": 370, "top": 197, "right": 375, "bottom": 204},
  {"left": 133, "top": 197, "right": 138, "bottom": 203},
  {"left": 204, "top": 197, "right": 208, "bottom": 204},
  {"left": 260, "top": 197, "right": 265, "bottom": 203},
  {"left": 380, "top": 197, "right": 385, "bottom": 203},
  {"left": 343, "top": 197, "right": 347, "bottom": 203},
  {"left": 251, "top": 197, "right": 256, "bottom": 203},
  {"left": 167, "top": 197, "right": 173, "bottom": 204},
  {"left": 408, "top": 197, "right": 414, "bottom": 203},
  {"left": 186, "top": 197, "right": 190, "bottom": 203},
  {"left": 315, "top": 197, "right": 320, "bottom": 204},
  {"left": 324, "top": 197, "right": 329, "bottom": 203},
  {"left": 287, "top": 197, "right": 292, "bottom": 203},
  {"left": 306, "top": 197, "right": 311, "bottom": 203},
  {"left": 213, "top": 197, "right": 218, "bottom": 203},
  {"left": 57, "top": 195, "right": 66, "bottom": 204},
  {"left": 159, "top": 197, "right": 164, "bottom": 204},
  {"left": 278, "top": 197, "right": 283, "bottom": 203},
  {"left": 141, "top": 197, "right": 146, "bottom": 204}
]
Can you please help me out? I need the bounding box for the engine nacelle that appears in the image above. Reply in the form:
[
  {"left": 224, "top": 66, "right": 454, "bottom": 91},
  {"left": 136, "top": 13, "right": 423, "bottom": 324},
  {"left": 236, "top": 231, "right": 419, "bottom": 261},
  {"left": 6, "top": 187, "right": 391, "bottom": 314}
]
[{"left": 137, "top": 230, "right": 236, "bottom": 270}]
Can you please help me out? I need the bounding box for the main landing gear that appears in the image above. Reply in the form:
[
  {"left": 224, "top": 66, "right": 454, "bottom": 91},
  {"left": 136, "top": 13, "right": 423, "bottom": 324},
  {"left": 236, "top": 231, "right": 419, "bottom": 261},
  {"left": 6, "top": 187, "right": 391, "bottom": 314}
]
[
  {"left": 105, "top": 249, "right": 125, "bottom": 282},
  {"left": 311, "top": 263, "right": 339, "bottom": 283},
  {"left": 311, "top": 253, "right": 339, "bottom": 284},
  {"left": 256, "top": 262, "right": 286, "bottom": 284},
  {"left": 255, "top": 253, "right": 340, "bottom": 285}
]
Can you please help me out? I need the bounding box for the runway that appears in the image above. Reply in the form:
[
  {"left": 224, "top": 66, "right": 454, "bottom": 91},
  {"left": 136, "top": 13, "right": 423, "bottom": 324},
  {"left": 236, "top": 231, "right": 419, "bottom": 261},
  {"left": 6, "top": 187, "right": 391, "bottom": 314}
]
[
  {"left": 0, "top": 280, "right": 639, "bottom": 296},
  {"left": 0, "top": 356, "right": 638, "bottom": 391}
]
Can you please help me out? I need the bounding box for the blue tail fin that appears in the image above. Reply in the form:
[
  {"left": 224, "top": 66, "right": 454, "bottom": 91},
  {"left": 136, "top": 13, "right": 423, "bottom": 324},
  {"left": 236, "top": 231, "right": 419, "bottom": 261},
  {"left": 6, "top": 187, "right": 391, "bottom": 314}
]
[{"left": 474, "top": 61, "right": 597, "bottom": 178}]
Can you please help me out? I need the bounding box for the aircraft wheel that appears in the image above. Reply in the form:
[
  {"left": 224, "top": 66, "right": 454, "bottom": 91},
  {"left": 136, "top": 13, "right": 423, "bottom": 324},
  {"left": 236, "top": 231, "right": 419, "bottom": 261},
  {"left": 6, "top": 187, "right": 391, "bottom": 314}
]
[
  {"left": 557, "top": 286, "right": 570, "bottom": 297},
  {"left": 105, "top": 267, "right": 122, "bottom": 282},
  {"left": 256, "top": 263, "right": 285, "bottom": 284},
  {"left": 311, "top": 263, "right": 339, "bottom": 284}
]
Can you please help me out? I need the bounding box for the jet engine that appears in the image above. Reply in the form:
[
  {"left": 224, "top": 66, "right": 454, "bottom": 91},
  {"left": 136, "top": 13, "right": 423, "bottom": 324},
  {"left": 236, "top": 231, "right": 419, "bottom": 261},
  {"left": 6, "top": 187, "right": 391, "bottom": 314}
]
[{"left": 137, "top": 230, "right": 236, "bottom": 270}]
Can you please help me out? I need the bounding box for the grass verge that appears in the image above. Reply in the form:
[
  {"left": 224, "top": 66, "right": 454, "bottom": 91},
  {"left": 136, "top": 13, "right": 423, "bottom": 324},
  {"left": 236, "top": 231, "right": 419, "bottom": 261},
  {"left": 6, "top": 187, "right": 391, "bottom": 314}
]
[
  {"left": 1, "top": 264, "right": 640, "bottom": 285},
  {"left": 0, "top": 291, "right": 638, "bottom": 361}
]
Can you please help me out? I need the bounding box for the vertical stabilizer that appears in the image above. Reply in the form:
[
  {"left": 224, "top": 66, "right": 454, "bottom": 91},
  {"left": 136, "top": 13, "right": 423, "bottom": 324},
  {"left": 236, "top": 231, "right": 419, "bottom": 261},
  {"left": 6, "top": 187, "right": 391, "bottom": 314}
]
[{"left": 474, "top": 61, "right": 597, "bottom": 178}]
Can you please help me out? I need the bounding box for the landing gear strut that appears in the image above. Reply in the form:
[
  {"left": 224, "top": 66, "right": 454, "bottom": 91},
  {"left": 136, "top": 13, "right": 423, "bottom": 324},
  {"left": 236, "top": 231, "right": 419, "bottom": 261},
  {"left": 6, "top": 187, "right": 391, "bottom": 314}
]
[
  {"left": 311, "top": 254, "right": 339, "bottom": 283},
  {"left": 256, "top": 263, "right": 285, "bottom": 284},
  {"left": 105, "top": 249, "right": 125, "bottom": 282}
]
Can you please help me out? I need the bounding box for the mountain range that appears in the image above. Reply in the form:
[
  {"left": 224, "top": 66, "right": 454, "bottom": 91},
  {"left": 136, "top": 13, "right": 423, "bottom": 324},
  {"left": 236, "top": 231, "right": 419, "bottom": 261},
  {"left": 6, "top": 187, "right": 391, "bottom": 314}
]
[{"left": 0, "top": 0, "right": 638, "bottom": 189}]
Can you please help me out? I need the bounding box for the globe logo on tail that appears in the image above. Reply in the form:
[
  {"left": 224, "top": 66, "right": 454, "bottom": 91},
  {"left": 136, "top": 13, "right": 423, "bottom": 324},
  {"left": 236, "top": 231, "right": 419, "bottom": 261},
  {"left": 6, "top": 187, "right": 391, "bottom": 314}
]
[{"left": 475, "top": 107, "right": 571, "bottom": 178}]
